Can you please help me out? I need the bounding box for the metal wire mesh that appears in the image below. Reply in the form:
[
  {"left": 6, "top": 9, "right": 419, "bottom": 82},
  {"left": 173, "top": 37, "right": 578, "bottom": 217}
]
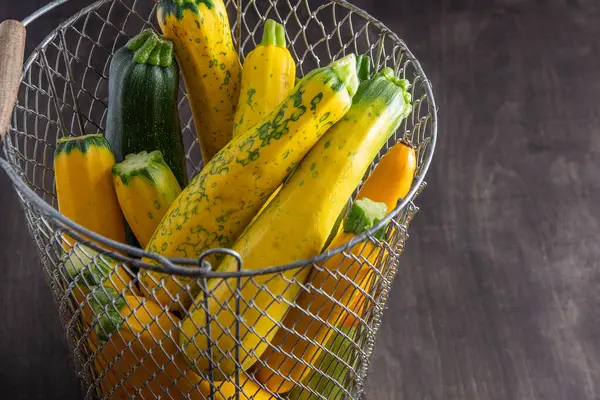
[{"left": 1, "top": 0, "right": 436, "bottom": 398}]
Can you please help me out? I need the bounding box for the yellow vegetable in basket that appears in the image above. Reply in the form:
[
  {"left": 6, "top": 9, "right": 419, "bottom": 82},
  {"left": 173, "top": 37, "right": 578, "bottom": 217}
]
[
  {"left": 254, "top": 69, "right": 414, "bottom": 393},
  {"left": 179, "top": 66, "right": 408, "bottom": 380},
  {"left": 54, "top": 134, "right": 125, "bottom": 248},
  {"left": 63, "top": 247, "right": 137, "bottom": 399},
  {"left": 89, "top": 289, "right": 205, "bottom": 399},
  {"left": 255, "top": 199, "right": 386, "bottom": 393},
  {"left": 64, "top": 246, "right": 137, "bottom": 397},
  {"left": 69, "top": 274, "right": 271, "bottom": 398},
  {"left": 157, "top": 0, "right": 242, "bottom": 163},
  {"left": 342, "top": 141, "right": 417, "bottom": 327},
  {"left": 140, "top": 54, "right": 359, "bottom": 311},
  {"left": 255, "top": 142, "right": 416, "bottom": 392},
  {"left": 112, "top": 150, "right": 182, "bottom": 249},
  {"left": 197, "top": 375, "right": 276, "bottom": 400},
  {"left": 232, "top": 19, "right": 296, "bottom": 223},
  {"left": 248, "top": 54, "right": 373, "bottom": 226},
  {"left": 233, "top": 19, "right": 296, "bottom": 135}
]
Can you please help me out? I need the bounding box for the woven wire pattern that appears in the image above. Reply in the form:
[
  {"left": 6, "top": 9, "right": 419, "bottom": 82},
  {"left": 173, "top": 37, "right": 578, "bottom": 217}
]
[{"left": 3, "top": 0, "right": 435, "bottom": 398}]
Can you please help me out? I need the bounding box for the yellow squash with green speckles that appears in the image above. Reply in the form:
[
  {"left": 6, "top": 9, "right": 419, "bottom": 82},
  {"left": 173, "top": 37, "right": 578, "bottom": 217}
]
[
  {"left": 139, "top": 54, "right": 359, "bottom": 312},
  {"left": 233, "top": 19, "right": 296, "bottom": 135},
  {"left": 157, "top": 0, "right": 242, "bottom": 163},
  {"left": 112, "top": 151, "right": 182, "bottom": 249},
  {"left": 179, "top": 66, "right": 411, "bottom": 380}
]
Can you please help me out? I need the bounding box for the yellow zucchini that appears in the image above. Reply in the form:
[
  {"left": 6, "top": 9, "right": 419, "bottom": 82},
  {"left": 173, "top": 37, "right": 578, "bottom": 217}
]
[
  {"left": 248, "top": 54, "right": 372, "bottom": 226},
  {"left": 54, "top": 134, "right": 125, "bottom": 248},
  {"left": 63, "top": 248, "right": 140, "bottom": 398},
  {"left": 258, "top": 140, "right": 416, "bottom": 390},
  {"left": 342, "top": 141, "right": 417, "bottom": 327},
  {"left": 112, "top": 150, "right": 182, "bottom": 249},
  {"left": 233, "top": 19, "right": 296, "bottom": 135},
  {"left": 198, "top": 374, "right": 276, "bottom": 400},
  {"left": 232, "top": 19, "right": 296, "bottom": 223},
  {"left": 140, "top": 54, "right": 359, "bottom": 310},
  {"left": 253, "top": 199, "right": 386, "bottom": 393},
  {"left": 89, "top": 290, "right": 203, "bottom": 399},
  {"left": 65, "top": 244, "right": 137, "bottom": 395},
  {"left": 157, "top": 0, "right": 242, "bottom": 162},
  {"left": 254, "top": 68, "right": 414, "bottom": 393},
  {"left": 179, "top": 65, "right": 407, "bottom": 380},
  {"left": 90, "top": 289, "right": 276, "bottom": 399},
  {"left": 70, "top": 280, "right": 269, "bottom": 399}
]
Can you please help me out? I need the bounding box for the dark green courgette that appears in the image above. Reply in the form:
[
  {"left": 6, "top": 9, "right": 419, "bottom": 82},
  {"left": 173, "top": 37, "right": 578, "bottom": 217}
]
[{"left": 105, "top": 28, "right": 188, "bottom": 188}]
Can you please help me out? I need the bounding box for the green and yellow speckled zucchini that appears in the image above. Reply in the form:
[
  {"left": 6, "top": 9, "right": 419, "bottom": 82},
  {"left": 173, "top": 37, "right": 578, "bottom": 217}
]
[
  {"left": 139, "top": 54, "right": 359, "bottom": 311},
  {"left": 157, "top": 0, "right": 242, "bottom": 163}
]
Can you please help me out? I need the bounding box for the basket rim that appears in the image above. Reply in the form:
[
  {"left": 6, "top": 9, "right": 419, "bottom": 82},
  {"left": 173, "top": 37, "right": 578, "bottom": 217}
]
[{"left": 3, "top": 0, "right": 438, "bottom": 279}]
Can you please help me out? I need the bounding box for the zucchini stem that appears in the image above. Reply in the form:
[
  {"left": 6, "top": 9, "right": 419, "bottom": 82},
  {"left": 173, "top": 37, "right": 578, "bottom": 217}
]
[
  {"left": 260, "top": 19, "right": 287, "bottom": 48},
  {"left": 112, "top": 150, "right": 170, "bottom": 185},
  {"left": 355, "top": 67, "right": 412, "bottom": 120},
  {"left": 343, "top": 197, "right": 387, "bottom": 236},
  {"left": 356, "top": 55, "right": 372, "bottom": 82},
  {"left": 377, "top": 67, "right": 411, "bottom": 91},
  {"left": 127, "top": 28, "right": 174, "bottom": 68},
  {"left": 55, "top": 133, "right": 109, "bottom": 155},
  {"left": 330, "top": 53, "right": 359, "bottom": 97},
  {"left": 275, "top": 22, "right": 286, "bottom": 47}
]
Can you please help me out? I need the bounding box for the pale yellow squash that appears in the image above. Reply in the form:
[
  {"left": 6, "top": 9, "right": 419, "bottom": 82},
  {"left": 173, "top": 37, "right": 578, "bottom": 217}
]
[
  {"left": 54, "top": 134, "right": 125, "bottom": 248},
  {"left": 233, "top": 19, "right": 296, "bottom": 135},
  {"left": 253, "top": 69, "right": 414, "bottom": 393},
  {"left": 112, "top": 150, "right": 182, "bottom": 249}
]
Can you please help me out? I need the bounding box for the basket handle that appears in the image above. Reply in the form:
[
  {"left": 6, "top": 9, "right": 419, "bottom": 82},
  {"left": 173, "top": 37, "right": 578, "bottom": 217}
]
[{"left": 0, "top": 20, "right": 26, "bottom": 139}]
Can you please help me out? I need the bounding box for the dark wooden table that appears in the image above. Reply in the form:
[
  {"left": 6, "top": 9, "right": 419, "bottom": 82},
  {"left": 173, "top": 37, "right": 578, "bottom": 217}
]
[{"left": 2, "top": 0, "right": 600, "bottom": 399}]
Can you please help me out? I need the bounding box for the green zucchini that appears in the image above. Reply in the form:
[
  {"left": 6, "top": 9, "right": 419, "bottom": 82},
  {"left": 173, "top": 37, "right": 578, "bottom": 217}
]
[
  {"left": 356, "top": 55, "right": 372, "bottom": 81},
  {"left": 287, "top": 326, "right": 358, "bottom": 400},
  {"left": 105, "top": 28, "right": 188, "bottom": 187}
]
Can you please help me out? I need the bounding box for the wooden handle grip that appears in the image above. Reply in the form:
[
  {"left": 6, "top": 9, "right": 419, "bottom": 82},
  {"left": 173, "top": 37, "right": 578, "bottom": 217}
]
[{"left": 0, "top": 20, "right": 26, "bottom": 139}]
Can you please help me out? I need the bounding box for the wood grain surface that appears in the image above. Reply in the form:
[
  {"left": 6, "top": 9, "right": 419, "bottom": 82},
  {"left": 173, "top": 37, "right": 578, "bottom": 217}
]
[
  {"left": 1, "top": 0, "right": 600, "bottom": 399},
  {"left": 0, "top": 20, "right": 25, "bottom": 138}
]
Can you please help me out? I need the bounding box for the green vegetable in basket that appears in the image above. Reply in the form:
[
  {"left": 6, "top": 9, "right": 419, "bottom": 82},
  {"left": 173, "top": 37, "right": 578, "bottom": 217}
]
[
  {"left": 287, "top": 326, "right": 359, "bottom": 400},
  {"left": 63, "top": 244, "right": 134, "bottom": 296},
  {"left": 104, "top": 29, "right": 188, "bottom": 188}
]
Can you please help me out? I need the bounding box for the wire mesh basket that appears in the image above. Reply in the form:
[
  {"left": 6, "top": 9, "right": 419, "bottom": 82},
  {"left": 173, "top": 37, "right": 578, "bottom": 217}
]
[{"left": 0, "top": 0, "right": 436, "bottom": 398}]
